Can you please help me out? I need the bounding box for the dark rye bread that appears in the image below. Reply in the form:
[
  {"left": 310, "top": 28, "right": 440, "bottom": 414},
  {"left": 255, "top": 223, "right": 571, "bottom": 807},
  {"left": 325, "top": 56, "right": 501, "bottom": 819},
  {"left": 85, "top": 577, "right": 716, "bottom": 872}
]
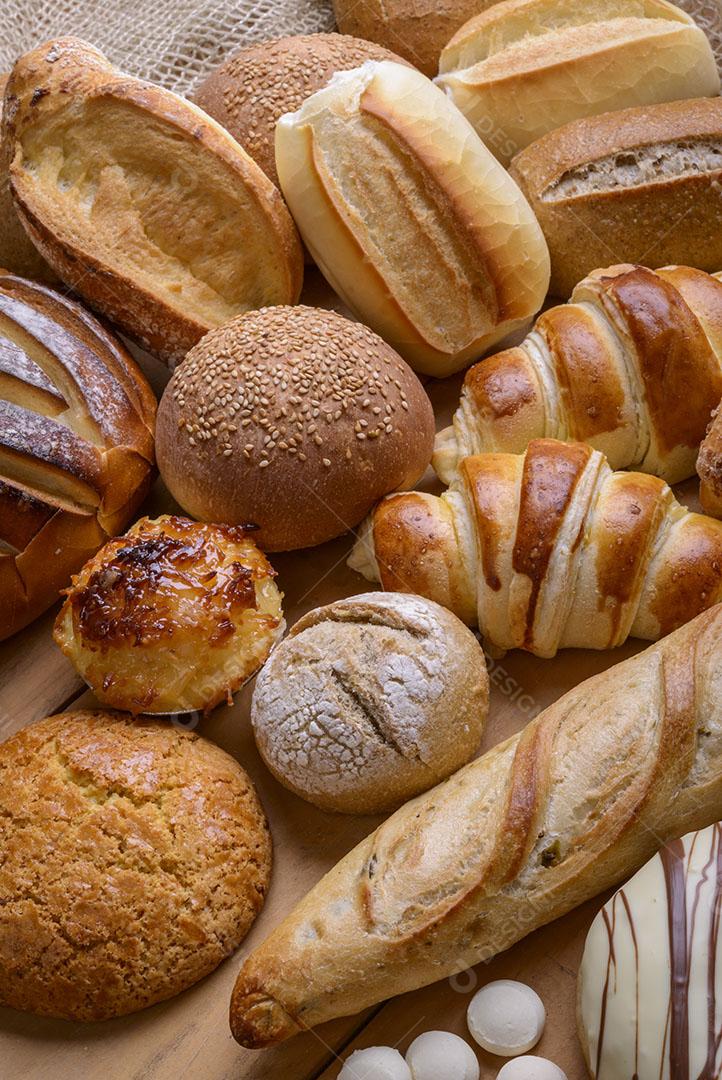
[
  {"left": 192, "top": 34, "right": 408, "bottom": 190},
  {"left": 510, "top": 97, "right": 722, "bottom": 297},
  {"left": 155, "top": 306, "right": 435, "bottom": 552}
]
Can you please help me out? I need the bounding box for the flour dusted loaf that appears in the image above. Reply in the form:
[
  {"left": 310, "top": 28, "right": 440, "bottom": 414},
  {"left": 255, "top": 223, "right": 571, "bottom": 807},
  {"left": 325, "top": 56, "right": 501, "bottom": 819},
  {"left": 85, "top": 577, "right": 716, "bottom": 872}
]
[
  {"left": 0, "top": 710, "right": 271, "bottom": 1021},
  {"left": 251, "top": 592, "right": 488, "bottom": 814},
  {"left": 437, "top": 0, "right": 720, "bottom": 167},
  {"left": 53, "top": 516, "right": 284, "bottom": 715},
  {"left": 0, "top": 270, "right": 155, "bottom": 641},
  {"left": 3, "top": 38, "right": 302, "bottom": 365},
  {"left": 510, "top": 97, "right": 722, "bottom": 297},
  {"left": 193, "top": 34, "right": 407, "bottom": 190},
  {"left": 274, "top": 60, "right": 550, "bottom": 377},
  {"left": 230, "top": 606, "right": 722, "bottom": 1045},
  {"left": 156, "top": 306, "right": 435, "bottom": 551}
]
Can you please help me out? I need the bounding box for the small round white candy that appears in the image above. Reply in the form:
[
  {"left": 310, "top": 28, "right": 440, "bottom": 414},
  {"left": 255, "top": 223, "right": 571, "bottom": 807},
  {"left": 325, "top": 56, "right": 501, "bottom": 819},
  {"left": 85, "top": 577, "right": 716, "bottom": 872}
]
[
  {"left": 338, "top": 1046, "right": 412, "bottom": 1080},
  {"left": 405, "top": 1030, "right": 480, "bottom": 1080},
  {"left": 496, "top": 1056, "right": 567, "bottom": 1079},
  {"left": 467, "top": 979, "right": 546, "bottom": 1056}
]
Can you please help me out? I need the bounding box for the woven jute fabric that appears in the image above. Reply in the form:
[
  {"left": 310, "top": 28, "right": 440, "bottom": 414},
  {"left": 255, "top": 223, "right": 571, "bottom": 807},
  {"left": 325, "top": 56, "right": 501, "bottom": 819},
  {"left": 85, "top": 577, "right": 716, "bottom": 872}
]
[{"left": 0, "top": 1, "right": 719, "bottom": 95}]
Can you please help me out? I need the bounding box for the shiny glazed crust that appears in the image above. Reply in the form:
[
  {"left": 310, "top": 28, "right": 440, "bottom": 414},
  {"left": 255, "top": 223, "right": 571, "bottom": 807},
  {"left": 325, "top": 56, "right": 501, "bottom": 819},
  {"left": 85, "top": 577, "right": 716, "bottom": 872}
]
[
  {"left": 3, "top": 38, "right": 303, "bottom": 364},
  {"left": 0, "top": 710, "right": 272, "bottom": 1021},
  {"left": 230, "top": 605, "right": 722, "bottom": 1045},
  {"left": 53, "top": 516, "right": 284, "bottom": 714},
  {"left": 349, "top": 438, "right": 722, "bottom": 656},
  {"left": 0, "top": 270, "right": 155, "bottom": 640},
  {"left": 433, "top": 264, "right": 722, "bottom": 486},
  {"left": 275, "top": 61, "right": 550, "bottom": 377}
]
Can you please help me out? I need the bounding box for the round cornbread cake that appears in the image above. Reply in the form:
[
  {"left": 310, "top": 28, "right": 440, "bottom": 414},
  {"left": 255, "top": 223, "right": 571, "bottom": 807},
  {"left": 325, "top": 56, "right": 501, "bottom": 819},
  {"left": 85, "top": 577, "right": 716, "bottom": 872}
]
[{"left": 0, "top": 711, "right": 272, "bottom": 1021}]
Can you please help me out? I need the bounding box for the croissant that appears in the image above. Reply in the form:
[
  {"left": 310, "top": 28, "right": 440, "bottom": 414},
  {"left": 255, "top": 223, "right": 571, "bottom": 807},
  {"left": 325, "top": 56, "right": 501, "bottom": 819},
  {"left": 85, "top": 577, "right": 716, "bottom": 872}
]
[
  {"left": 230, "top": 604, "right": 722, "bottom": 1047},
  {"left": 348, "top": 438, "right": 722, "bottom": 657},
  {"left": 433, "top": 264, "right": 722, "bottom": 486},
  {"left": 698, "top": 402, "right": 722, "bottom": 518}
]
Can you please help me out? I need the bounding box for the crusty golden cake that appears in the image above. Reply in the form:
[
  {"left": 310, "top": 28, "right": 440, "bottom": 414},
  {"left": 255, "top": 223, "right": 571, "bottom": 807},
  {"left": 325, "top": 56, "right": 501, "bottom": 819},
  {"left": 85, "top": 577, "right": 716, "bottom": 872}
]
[{"left": 53, "top": 515, "right": 284, "bottom": 714}]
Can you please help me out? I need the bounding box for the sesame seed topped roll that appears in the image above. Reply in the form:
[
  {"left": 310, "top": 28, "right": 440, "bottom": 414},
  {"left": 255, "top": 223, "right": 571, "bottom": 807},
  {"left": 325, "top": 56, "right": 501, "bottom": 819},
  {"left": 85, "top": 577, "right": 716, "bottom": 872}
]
[{"left": 155, "top": 306, "right": 435, "bottom": 552}]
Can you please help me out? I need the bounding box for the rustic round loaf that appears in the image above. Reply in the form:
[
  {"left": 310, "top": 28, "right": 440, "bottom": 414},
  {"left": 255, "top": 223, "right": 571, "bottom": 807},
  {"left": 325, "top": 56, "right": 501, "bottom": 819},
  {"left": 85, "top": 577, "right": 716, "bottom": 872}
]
[
  {"left": 0, "top": 270, "right": 156, "bottom": 641},
  {"left": 251, "top": 592, "right": 489, "bottom": 814},
  {"left": 155, "top": 307, "right": 435, "bottom": 551},
  {"left": 0, "top": 710, "right": 272, "bottom": 1021},
  {"left": 53, "top": 516, "right": 284, "bottom": 715},
  {"left": 192, "top": 33, "right": 407, "bottom": 189}
]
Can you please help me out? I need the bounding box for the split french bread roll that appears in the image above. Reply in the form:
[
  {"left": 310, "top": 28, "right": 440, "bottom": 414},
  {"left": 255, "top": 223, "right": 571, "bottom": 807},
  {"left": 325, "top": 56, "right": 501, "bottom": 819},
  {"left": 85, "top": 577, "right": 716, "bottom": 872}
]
[
  {"left": 348, "top": 439, "right": 722, "bottom": 657},
  {"left": 274, "top": 60, "right": 550, "bottom": 377},
  {"left": 509, "top": 97, "right": 722, "bottom": 298},
  {"left": 437, "top": 0, "right": 720, "bottom": 167},
  {"left": 434, "top": 264, "right": 722, "bottom": 486},
  {"left": 230, "top": 603, "right": 722, "bottom": 1047},
  {"left": 3, "top": 38, "right": 303, "bottom": 365}
]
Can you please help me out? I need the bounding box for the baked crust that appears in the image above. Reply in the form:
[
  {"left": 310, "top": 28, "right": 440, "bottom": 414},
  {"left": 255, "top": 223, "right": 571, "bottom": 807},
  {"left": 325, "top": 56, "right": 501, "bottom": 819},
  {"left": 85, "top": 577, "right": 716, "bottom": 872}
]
[
  {"left": 3, "top": 38, "right": 303, "bottom": 364},
  {"left": 53, "top": 516, "right": 284, "bottom": 714},
  {"left": 0, "top": 709, "right": 272, "bottom": 1021}
]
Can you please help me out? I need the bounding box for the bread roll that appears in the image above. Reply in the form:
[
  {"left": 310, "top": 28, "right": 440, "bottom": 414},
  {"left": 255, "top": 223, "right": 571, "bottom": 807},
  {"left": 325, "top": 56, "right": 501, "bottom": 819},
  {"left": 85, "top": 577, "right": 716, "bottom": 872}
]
[
  {"left": 331, "top": 0, "right": 500, "bottom": 76},
  {"left": 509, "top": 97, "right": 722, "bottom": 298},
  {"left": 251, "top": 592, "right": 488, "bottom": 814},
  {"left": 4, "top": 38, "right": 303, "bottom": 365},
  {"left": 0, "top": 270, "right": 155, "bottom": 641},
  {"left": 53, "top": 516, "right": 284, "bottom": 715},
  {"left": 229, "top": 605, "right": 722, "bottom": 1045},
  {"left": 274, "top": 60, "right": 550, "bottom": 377},
  {"left": 193, "top": 34, "right": 407, "bottom": 190},
  {"left": 437, "top": 0, "right": 719, "bottom": 167},
  {"left": 698, "top": 402, "right": 722, "bottom": 517},
  {"left": 156, "top": 306, "right": 435, "bottom": 551},
  {"left": 0, "top": 710, "right": 271, "bottom": 1021}
]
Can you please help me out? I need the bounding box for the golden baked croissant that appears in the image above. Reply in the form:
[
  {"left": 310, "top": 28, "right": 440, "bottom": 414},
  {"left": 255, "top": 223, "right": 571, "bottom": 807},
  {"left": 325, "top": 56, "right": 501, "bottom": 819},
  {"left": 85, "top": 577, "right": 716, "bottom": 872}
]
[
  {"left": 230, "top": 604, "right": 722, "bottom": 1047},
  {"left": 348, "top": 438, "right": 722, "bottom": 657},
  {"left": 434, "top": 265, "right": 722, "bottom": 486}
]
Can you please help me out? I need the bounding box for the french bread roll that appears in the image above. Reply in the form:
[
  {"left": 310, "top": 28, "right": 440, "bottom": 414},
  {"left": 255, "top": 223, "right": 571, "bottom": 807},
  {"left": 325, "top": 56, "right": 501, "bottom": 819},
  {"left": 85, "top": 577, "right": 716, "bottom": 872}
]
[
  {"left": 437, "top": 0, "right": 720, "bottom": 167},
  {"left": 0, "top": 270, "right": 155, "bottom": 640},
  {"left": 274, "top": 60, "right": 550, "bottom": 377},
  {"left": 3, "top": 38, "right": 303, "bottom": 365},
  {"left": 230, "top": 604, "right": 722, "bottom": 1046},
  {"left": 509, "top": 97, "right": 722, "bottom": 298}
]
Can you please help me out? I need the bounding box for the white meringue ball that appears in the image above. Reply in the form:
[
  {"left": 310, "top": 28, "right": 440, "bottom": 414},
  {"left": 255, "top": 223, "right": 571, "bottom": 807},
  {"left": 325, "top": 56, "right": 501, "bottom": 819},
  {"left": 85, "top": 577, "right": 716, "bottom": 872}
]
[
  {"left": 405, "top": 1030, "right": 480, "bottom": 1080},
  {"left": 338, "top": 1046, "right": 412, "bottom": 1080},
  {"left": 467, "top": 979, "right": 546, "bottom": 1056},
  {"left": 496, "top": 1056, "right": 567, "bottom": 1079}
]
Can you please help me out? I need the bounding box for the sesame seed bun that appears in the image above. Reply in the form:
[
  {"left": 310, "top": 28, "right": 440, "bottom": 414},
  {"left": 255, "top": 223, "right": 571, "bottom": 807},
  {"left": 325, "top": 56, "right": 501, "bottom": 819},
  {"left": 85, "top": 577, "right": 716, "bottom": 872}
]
[
  {"left": 192, "top": 33, "right": 409, "bottom": 190},
  {"left": 155, "top": 306, "right": 435, "bottom": 552}
]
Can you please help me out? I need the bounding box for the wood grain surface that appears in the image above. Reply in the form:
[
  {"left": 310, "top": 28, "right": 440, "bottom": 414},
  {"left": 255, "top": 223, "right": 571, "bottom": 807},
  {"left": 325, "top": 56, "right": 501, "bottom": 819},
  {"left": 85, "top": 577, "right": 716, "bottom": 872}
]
[{"left": 0, "top": 271, "right": 699, "bottom": 1080}]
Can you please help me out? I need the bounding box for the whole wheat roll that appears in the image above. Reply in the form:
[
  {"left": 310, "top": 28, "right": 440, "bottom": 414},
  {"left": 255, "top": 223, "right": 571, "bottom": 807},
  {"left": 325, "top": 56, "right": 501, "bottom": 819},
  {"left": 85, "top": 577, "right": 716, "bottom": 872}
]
[{"left": 230, "top": 604, "right": 722, "bottom": 1046}]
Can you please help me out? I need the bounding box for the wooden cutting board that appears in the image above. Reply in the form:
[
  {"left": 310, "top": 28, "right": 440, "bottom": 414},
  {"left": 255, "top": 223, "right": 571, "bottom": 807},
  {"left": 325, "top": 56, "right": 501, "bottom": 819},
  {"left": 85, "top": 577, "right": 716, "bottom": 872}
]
[{"left": 0, "top": 270, "right": 696, "bottom": 1080}]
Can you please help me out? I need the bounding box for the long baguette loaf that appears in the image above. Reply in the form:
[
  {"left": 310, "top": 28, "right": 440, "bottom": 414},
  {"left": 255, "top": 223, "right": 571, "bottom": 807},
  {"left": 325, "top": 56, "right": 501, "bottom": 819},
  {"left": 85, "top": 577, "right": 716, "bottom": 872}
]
[
  {"left": 349, "top": 438, "right": 722, "bottom": 657},
  {"left": 230, "top": 605, "right": 722, "bottom": 1047},
  {"left": 434, "top": 264, "right": 722, "bottom": 487}
]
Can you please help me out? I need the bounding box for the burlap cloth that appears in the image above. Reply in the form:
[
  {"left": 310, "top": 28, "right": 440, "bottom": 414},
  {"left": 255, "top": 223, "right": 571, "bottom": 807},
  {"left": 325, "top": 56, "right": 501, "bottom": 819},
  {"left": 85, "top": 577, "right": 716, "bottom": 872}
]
[{"left": 0, "top": 0, "right": 719, "bottom": 94}]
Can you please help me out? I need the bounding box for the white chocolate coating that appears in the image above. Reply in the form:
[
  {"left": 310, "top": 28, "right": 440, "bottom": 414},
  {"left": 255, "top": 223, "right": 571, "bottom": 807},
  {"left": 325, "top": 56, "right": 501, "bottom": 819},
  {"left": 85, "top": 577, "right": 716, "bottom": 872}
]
[
  {"left": 579, "top": 822, "right": 722, "bottom": 1079},
  {"left": 338, "top": 1046, "right": 412, "bottom": 1080},
  {"left": 496, "top": 1057, "right": 568, "bottom": 1079},
  {"left": 405, "top": 1030, "right": 479, "bottom": 1080},
  {"left": 467, "top": 980, "right": 546, "bottom": 1056}
]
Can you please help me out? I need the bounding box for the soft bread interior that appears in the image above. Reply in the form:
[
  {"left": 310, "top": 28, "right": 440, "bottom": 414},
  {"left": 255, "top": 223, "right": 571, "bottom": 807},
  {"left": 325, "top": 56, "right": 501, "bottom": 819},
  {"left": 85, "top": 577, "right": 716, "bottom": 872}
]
[{"left": 13, "top": 96, "right": 288, "bottom": 326}]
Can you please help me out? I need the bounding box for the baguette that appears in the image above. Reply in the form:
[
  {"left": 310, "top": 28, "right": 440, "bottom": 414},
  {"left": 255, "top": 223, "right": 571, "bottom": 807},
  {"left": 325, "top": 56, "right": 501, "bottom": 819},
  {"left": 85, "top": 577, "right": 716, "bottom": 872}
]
[
  {"left": 230, "top": 604, "right": 722, "bottom": 1047},
  {"left": 434, "top": 264, "right": 722, "bottom": 486},
  {"left": 437, "top": 0, "right": 719, "bottom": 167},
  {"left": 348, "top": 438, "right": 722, "bottom": 656},
  {"left": 509, "top": 97, "right": 722, "bottom": 297}
]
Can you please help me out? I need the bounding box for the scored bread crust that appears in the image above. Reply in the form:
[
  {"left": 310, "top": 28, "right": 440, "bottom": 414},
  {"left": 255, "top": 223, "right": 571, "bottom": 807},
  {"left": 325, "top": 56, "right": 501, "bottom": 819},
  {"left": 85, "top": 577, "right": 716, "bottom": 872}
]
[
  {"left": 509, "top": 97, "right": 722, "bottom": 297},
  {"left": 3, "top": 38, "right": 303, "bottom": 365},
  {"left": 275, "top": 60, "right": 550, "bottom": 377},
  {"left": 437, "top": 0, "right": 720, "bottom": 167},
  {"left": 0, "top": 270, "right": 155, "bottom": 640},
  {"left": 230, "top": 605, "right": 722, "bottom": 1046}
]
